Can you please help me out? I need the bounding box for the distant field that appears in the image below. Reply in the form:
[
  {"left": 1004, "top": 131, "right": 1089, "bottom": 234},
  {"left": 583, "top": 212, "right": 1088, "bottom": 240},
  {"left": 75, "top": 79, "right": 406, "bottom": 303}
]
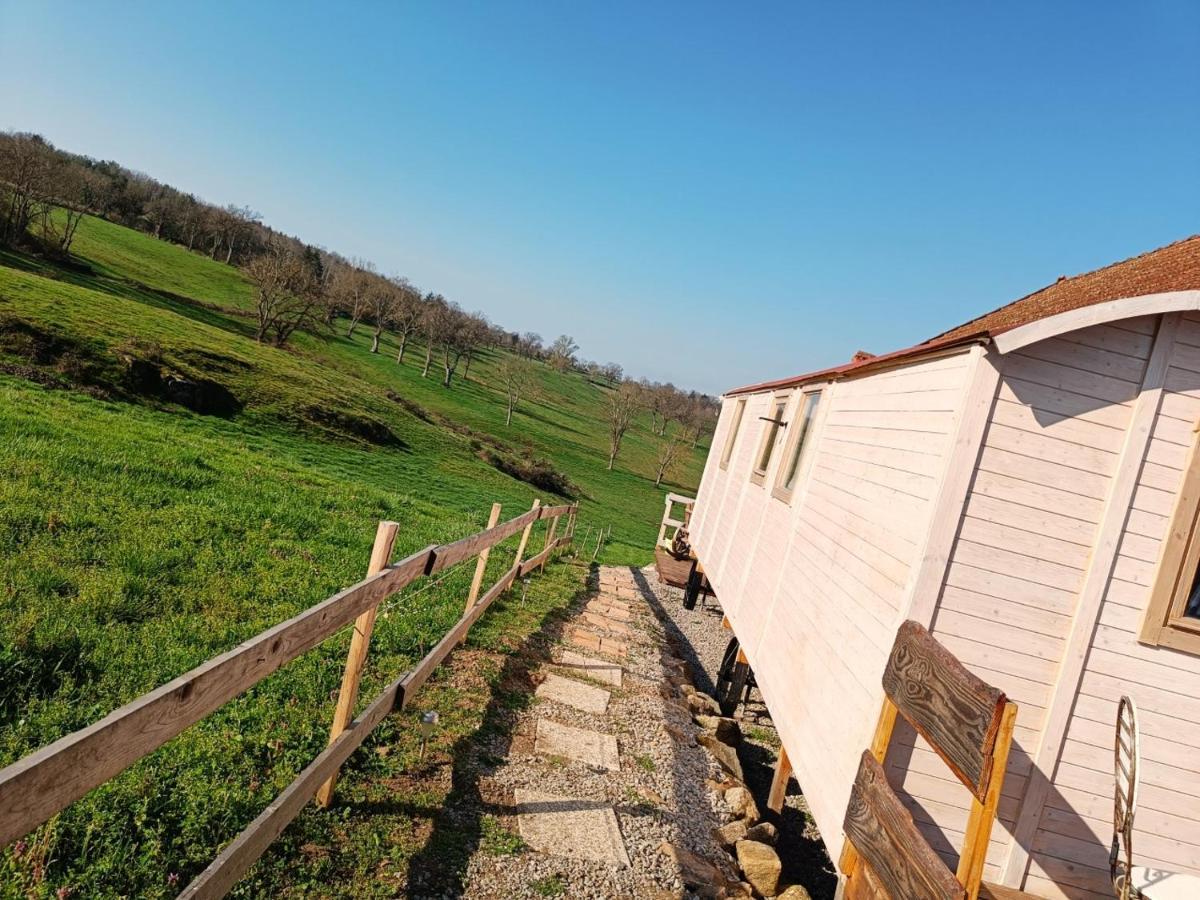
[{"left": 0, "top": 216, "right": 706, "bottom": 896}]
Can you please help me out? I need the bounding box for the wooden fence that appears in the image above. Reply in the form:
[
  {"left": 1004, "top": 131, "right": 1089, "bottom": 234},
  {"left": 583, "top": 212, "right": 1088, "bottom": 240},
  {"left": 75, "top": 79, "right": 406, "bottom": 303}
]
[{"left": 0, "top": 499, "right": 578, "bottom": 898}]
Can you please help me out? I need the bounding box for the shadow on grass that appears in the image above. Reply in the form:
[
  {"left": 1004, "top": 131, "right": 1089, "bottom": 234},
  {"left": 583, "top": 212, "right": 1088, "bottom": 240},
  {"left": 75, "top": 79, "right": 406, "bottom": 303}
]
[{"left": 397, "top": 565, "right": 593, "bottom": 897}]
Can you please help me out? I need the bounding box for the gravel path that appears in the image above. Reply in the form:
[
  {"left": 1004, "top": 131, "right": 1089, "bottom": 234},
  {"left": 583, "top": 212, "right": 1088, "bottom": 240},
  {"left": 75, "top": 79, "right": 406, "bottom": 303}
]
[
  {"left": 644, "top": 566, "right": 838, "bottom": 900},
  {"left": 458, "top": 565, "right": 741, "bottom": 900}
]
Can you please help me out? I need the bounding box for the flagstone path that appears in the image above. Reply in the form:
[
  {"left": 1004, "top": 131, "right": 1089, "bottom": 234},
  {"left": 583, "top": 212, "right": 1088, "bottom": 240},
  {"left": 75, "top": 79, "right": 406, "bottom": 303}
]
[{"left": 460, "top": 565, "right": 743, "bottom": 899}]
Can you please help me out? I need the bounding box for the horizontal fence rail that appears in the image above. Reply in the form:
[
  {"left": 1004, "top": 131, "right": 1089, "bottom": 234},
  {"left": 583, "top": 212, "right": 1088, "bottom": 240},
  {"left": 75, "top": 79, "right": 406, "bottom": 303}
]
[{"left": 0, "top": 499, "right": 578, "bottom": 897}]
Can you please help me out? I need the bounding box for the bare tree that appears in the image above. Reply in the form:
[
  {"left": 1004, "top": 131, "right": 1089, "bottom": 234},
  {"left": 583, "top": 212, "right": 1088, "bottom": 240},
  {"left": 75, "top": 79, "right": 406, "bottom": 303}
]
[
  {"left": 601, "top": 362, "right": 623, "bottom": 385},
  {"left": 366, "top": 271, "right": 393, "bottom": 352},
  {"left": 245, "top": 241, "right": 323, "bottom": 347},
  {"left": 548, "top": 334, "right": 579, "bottom": 372},
  {"left": 497, "top": 355, "right": 535, "bottom": 426},
  {"left": 421, "top": 293, "right": 448, "bottom": 378},
  {"left": 605, "top": 382, "right": 641, "bottom": 471},
  {"left": 390, "top": 278, "right": 423, "bottom": 364},
  {"left": 460, "top": 312, "right": 491, "bottom": 380},
  {"left": 654, "top": 433, "right": 686, "bottom": 487},
  {"left": 0, "top": 132, "right": 52, "bottom": 246},
  {"left": 518, "top": 331, "right": 544, "bottom": 360}
]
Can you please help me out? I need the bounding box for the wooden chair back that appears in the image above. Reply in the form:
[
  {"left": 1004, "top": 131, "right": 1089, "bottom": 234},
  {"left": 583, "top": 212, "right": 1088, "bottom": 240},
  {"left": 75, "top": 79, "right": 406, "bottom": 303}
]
[
  {"left": 840, "top": 620, "right": 1019, "bottom": 900},
  {"left": 1110, "top": 695, "right": 1140, "bottom": 900}
]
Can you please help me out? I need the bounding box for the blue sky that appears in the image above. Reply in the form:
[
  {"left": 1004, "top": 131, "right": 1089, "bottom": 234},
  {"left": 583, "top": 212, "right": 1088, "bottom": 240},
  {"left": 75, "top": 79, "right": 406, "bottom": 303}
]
[{"left": 1, "top": 2, "right": 1197, "bottom": 394}]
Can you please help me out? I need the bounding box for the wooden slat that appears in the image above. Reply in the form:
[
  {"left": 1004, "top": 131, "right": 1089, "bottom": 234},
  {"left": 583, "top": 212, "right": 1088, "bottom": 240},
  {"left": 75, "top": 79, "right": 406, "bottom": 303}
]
[
  {"left": 843, "top": 752, "right": 966, "bottom": 900},
  {"left": 882, "top": 621, "right": 1007, "bottom": 801},
  {"left": 428, "top": 508, "right": 539, "bottom": 574},
  {"left": 0, "top": 544, "right": 435, "bottom": 849}
]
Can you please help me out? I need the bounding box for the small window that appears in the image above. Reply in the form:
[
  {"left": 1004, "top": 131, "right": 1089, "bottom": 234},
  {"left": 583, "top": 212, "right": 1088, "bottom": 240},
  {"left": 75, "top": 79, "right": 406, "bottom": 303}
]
[
  {"left": 719, "top": 398, "right": 747, "bottom": 470},
  {"left": 750, "top": 395, "right": 788, "bottom": 486},
  {"left": 1141, "top": 443, "right": 1200, "bottom": 653},
  {"left": 773, "top": 391, "right": 821, "bottom": 502}
]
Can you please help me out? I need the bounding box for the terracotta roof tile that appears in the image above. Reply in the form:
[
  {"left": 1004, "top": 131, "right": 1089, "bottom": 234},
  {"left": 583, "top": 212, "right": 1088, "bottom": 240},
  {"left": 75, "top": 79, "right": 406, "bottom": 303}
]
[{"left": 931, "top": 234, "right": 1200, "bottom": 342}]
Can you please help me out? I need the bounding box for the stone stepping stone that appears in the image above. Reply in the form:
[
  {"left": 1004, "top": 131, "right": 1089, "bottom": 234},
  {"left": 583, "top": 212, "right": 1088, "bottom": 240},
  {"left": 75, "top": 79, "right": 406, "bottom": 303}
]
[
  {"left": 536, "top": 672, "right": 610, "bottom": 714},
  {"left": 515, "top": 789, "right": 630, "bottom": 866},
  {"left": 586, "top": 599, "right": 631, "bottom": 621},
  {"left": 535, "top": 719, "right": 620, "bottom": 771},
  {"left": 558, "top": 650, "right": 622, "bottom": 687},
  {"left": 582, "top": 610, "right": 633, "bottom": 636},
  {"left": 569, "top": 627, "right": 627, "bottom": 657}
]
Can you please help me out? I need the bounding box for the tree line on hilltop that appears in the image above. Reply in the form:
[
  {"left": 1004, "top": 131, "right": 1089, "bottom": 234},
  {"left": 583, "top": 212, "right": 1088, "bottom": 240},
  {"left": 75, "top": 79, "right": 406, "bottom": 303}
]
[{"left": 0, "top": 130, "right": 717, "bottom": 485}]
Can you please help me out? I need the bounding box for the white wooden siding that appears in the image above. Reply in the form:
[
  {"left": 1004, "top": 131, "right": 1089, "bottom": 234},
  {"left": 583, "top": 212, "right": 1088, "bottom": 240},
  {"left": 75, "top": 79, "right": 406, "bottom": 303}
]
[
  {"left": 691, "top": 352, "right": 975, "bottom": 860},
  {"left": 1021, "top": 311, "right": 1200, "bottom": 898},
  {"left": 914, "top": 319, "right": 1155, "bottom": 889}
]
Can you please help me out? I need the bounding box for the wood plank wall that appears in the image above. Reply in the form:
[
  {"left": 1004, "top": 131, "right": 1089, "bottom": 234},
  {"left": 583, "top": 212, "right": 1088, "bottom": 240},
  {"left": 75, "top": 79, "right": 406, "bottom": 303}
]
[
  {"left": 690, "top": 351, "right": 975, "bottom": 859},
  {"left": 1013, "top": 312, "right": 1200, "bottom": 899}
]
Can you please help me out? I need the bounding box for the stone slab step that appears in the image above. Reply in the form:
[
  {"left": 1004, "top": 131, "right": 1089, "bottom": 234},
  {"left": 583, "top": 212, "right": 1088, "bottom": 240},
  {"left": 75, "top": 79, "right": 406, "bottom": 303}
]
[
  {"left": 515, "top": 789, "right": 630, "bottom": 866},
  {"left": 536, "top": 672, "right": 610, "bottom": 714},
  {"left": 558, "top": 650, "right": 622, "bottom": 687},
  {"left": 535, "top": 718, "right": 620, "bottom": 771}
]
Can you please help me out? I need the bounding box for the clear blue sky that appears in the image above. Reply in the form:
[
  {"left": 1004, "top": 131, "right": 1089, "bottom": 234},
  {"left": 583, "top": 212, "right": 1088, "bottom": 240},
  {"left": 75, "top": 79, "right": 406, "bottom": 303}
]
[{"left": 2, "top": 2, "right": 1197, "bottom": 394}]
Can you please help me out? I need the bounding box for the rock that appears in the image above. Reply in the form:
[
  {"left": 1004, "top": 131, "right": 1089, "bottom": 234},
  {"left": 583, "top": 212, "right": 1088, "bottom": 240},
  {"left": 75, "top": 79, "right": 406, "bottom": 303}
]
[
  {"left": 664, "top": 723, "right": 692, "bottom": 744},
  {"left": 723, "top": 786, "right": 759, "bottom": 823},
  {"left": 777, "top": 886, "right": 812, "bottom": 900},
  {"left": 716, "top": 819, "right": 749, "bottom": 846},
  {"left": 688, "top": 692, "right": 723, "bottom": 716},
  {"left": 694, "top": 715, "right": 742, "bottom": 745},
  {"left": 679, "top": 682, "right": 697, "bottom": 696},
  {"left": 698, "top": 733, "right": 744, "bottom": 781},
  {"left": 659, "top": 841, "right": 741, "bottom": 896},
  {"left": 745, "top": 821, "right": 778, "bottom": 845},
  {"left": 735, "top": 840, "right": 782, "bottom": 898}
]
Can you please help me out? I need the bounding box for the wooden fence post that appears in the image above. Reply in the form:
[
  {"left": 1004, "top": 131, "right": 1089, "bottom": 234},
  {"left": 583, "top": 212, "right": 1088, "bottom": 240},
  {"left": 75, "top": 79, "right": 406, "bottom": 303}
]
[
  {"left": 539, "top": 515, "right": 559, "bottom": 573},
  {"left": 461, "top": 502, "right": 502, "bottom": 643},
  {"left": 315, "top": 520, "right": 399, "bottom": 807},
  {"left": 513, "top": 498, "right": 540, "bottom": 568}
]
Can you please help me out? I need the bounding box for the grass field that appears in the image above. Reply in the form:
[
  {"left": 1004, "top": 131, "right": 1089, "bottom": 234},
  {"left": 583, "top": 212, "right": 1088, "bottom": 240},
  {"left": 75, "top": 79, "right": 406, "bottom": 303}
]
[{"left": 0, "top": 215, "right": 707, "bottom": 897}]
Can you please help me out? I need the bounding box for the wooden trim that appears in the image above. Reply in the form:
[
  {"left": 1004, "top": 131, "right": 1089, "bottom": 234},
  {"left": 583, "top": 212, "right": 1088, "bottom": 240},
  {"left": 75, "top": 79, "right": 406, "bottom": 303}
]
[
  {"left": 750, "top": 392, "right": 790, "bottom": 485},
  {"left": 719, "top": 397, "right": 747, "bottom": 469},
  {"left": 0, "top": 543, "right": 435, "bottom": 849},
  {"left": 1000, "top": 311, "right": 1180, "bottom": 886},
  {"left": 992, "top": 290, "right": 1200, "bottom": 354},
  {"left": 771, "top": 388, "right": 823, "bottom": 503},
  {"left": 315, "top": 521, "right": 400, "bottom": 807},
  {"left": 1139, "top": 428, "right": 1200, "bottom": 652},
  {"left": 902, "top": 344, "right": 1000, "bottom": 627}
]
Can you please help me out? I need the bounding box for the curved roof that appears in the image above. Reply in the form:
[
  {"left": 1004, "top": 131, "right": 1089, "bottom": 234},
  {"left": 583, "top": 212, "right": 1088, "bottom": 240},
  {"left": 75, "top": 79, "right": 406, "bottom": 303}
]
[{"left": 726, "top": 234, "right": 1200, "bottom": 397}]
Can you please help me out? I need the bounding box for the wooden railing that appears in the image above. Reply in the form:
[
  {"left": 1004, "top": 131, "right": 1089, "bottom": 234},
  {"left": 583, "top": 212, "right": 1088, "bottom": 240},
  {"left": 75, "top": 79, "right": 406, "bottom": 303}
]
[{"left": 0, "top": 499, "right": 578, "bottom": 898}]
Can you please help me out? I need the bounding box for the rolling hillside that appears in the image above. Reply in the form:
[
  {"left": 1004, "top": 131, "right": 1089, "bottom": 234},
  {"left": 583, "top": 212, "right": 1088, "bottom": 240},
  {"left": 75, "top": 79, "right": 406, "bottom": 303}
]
[{"left": 0, "top": 215, "right": 707, "bottom": 896}]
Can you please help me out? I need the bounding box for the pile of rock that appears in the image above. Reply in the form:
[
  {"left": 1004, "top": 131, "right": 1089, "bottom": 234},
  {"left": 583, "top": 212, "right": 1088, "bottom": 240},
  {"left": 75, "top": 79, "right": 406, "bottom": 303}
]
[{"left": 684, "top": 688, "right": 810, "bottom": 899}]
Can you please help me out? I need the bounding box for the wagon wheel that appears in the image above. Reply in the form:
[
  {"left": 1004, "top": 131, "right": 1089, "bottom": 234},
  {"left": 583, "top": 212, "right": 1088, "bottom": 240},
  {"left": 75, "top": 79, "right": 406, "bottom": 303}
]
[{"left": 715, "top": 636, "right": 753, "bottom": 717}]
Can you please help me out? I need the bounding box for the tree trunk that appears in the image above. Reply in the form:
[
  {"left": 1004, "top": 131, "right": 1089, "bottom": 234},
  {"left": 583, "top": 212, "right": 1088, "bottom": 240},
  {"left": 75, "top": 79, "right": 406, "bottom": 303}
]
[
  {"left": 371, "top": 326, "right": 381, "bottom": 353},
  {"left": 506, "top": 397, "right": 514, "bottom": 426},
  {"left": 422, "top": 344, "right": 433, "bottom": 378},
  {"left": 225, "top": 241, "right": 234, "bottom": 264},
  {"left": 655, "top": 470, "right": 664, "bottom": 486},
  {"left": 396, "top": 333, "right": 408, "bottom": 364},
  {"left": 463, "top": 352, "right": 472, "bottom": 381},
  {"left": 607, "top": 449, "right": 616, "bottom": 470}
]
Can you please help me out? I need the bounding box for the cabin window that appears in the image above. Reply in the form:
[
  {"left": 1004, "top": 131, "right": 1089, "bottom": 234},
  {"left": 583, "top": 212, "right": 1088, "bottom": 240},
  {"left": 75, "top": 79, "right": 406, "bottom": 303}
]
[
  {"left": 1141, "top": 445, "right": 1200, "bottom": 653},
  {"left": 719, "top": 398, "right": 747, "bottom": 470},
  {"left": 750, "top": 395, "right": 788, "bottom": 485},
  {"left": 772, "top": 391, "right": 821, "bottom": 502}
]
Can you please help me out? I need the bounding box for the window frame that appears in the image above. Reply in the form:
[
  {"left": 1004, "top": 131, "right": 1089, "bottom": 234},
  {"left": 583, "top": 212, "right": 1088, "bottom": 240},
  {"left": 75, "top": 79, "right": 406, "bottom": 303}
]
[
  {"left": 719, "top": 397, "right": 747, "bottom": 470},
  {"left": 772, "top": 388, "right": 822, "bottom": 503},
  {"left": 1141, "top": 436, "right": 1200, "bottom": 653},
  {"left": 750, "top": 392, "right": 790, "bottom": 486}
]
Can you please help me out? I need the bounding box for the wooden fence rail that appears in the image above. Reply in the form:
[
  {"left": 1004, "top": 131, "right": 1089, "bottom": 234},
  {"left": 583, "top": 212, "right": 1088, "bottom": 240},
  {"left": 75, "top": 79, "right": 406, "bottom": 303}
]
[{"left": 0, "top": 499, "right": 578, "bottom": 897}]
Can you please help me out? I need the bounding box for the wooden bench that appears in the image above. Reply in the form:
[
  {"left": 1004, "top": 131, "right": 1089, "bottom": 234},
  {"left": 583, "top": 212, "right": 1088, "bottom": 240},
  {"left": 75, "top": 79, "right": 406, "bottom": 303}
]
[{"left": 839, "top": 620, "right": 1039, "bottom": 900}]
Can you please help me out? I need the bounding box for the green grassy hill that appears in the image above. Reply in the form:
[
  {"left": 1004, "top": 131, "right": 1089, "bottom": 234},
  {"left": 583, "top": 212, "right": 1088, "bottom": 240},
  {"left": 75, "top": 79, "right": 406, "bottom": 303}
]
[{"left": 0, "top": 215, "right": 707, "bottom": 897}]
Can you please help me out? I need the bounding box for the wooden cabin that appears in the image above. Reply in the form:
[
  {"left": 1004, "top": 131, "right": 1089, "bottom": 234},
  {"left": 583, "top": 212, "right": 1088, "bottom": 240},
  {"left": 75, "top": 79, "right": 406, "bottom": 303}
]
[{"left": 688, "top": 237, "right": 1200, "bottom": 899}]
